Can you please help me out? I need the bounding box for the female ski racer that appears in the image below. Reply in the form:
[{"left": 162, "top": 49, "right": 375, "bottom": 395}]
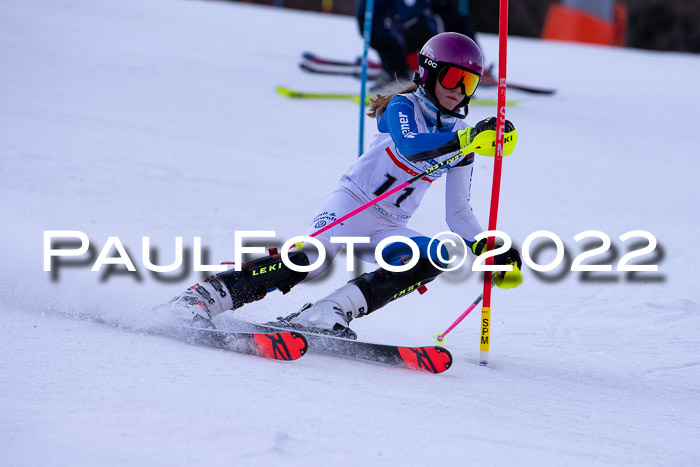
[{"left": 165, "top": 33, "right": 523, "bottom": 338}]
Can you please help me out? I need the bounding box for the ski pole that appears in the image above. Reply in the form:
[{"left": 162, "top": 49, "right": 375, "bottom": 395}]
[
  {"left": 308, "top": 152, "right": 463, "bottom": 240},
  {"left": 288, "top": 147, "right": 486, "bottom": 252},
  {"left": 309, "top": 128, "right": 503, "bottom": 240},
  {"left": 434, "top": 281, "right": 494, "bottom": 345},
  {"left": 309, "top": 130, "right": 498, "bottom": 240}
]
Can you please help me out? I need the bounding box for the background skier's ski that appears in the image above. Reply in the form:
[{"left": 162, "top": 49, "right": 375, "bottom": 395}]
[
  {"left": 300, "top": 52, "right": 556, "bottom": 95},
  {"left": 276, "top": 86, "right": 516, "bottom": 106}
]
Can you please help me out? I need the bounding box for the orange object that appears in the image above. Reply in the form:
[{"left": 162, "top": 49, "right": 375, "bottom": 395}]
[{"left": 542, "top": 3, "right": 624, "bottom": 46}]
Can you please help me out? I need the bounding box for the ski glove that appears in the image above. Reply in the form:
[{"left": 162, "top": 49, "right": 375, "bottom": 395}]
[
  {"left": 457, "top": 117, "right": 518, "bottom": 157},
  {"left": 471, "top": 238, "right": 523, "bottom": 289}
]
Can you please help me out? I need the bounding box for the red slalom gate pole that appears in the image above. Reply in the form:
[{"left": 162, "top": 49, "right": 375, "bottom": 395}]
[{"left": 480, "top": 0, "right": 510, "bottom": 366}]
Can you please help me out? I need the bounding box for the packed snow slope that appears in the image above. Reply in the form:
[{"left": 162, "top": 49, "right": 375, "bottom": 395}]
[{"left": 1, "top": 0, "right": 699, "bottom": 465}]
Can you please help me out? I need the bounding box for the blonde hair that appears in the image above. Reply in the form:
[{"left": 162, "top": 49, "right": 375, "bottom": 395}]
[{"left": 367, "top": 82, "right": 419, "bottom": 118}]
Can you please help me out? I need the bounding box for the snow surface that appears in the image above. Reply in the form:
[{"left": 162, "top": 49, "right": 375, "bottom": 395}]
[{"left": 2, "top": 0, "right": 699, "bottom": 465}]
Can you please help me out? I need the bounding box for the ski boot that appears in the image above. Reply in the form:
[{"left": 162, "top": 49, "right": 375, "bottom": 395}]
[
  {"left": 273, "top": 257, "right": 443, "bottom": 337},
  {"left": 272, "top": 282, "right": 368, "bottom": 339},
  {"left": 162, "top": 250, "right": 310, "bottom": 325},
  {"left": 162, "top": 275, "right": 232, "bottom": 326}
]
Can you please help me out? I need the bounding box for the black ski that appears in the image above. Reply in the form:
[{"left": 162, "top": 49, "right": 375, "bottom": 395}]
[
  {"left": 479, "top": 74, "right": 556, "bottom": 95},
  {"left": 300, "top": 52, "right": 556, "bottom": 95},
  {"left": 299, "top": 60, "right": 384, "bottom": 80},
  {"left": 228, "top": 319, "right": 453, "bottom": 373},
  {"left": 302, "top": 51, "right": 383, "bottom": 69}
]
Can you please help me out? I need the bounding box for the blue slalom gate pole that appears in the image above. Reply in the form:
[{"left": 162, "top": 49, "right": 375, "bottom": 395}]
[
  {"left": 358, "top": 0, "right": 375, "bottom": 157},
  {"left": 458, "top": 0, "right": 469, "bottom": 15}
]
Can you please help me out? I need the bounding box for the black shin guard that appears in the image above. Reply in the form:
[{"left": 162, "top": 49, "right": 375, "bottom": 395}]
[
  {"left": 349, "top": 258, "right": 442, "bottom": 315},
  {"left": 216, "top": 251, "right": 309, "bottom": 310}
]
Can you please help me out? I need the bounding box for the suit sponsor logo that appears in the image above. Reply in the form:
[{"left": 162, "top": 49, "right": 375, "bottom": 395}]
[
  {"left": 398, "top": 111, "right": 415, "bottom": 138},
  {"left": 251, "top": 262, "right": 282, "bottom": 276}
]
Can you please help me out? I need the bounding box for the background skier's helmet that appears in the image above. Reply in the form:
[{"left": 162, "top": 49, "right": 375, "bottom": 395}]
[{"left": 415, "top": 32, "right": 485, "bottom": 118}]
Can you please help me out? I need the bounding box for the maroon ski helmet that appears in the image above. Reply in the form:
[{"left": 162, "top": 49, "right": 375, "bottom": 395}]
[{"left": 415, "top": 33, "right": 484, "bottom": 118}]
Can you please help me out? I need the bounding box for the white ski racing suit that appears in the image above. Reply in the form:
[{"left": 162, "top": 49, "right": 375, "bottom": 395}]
[{"left": 300, "top": 89, "right": 483, "bottom": 281}]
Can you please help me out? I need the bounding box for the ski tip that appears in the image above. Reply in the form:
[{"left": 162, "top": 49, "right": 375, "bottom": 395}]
[
  {"left": 275, "top": 86, "right": 296, "bottom": 97},
  {"left": 397, "top": 346, "right": 453, "bottom": 374},
  {"left": 437, "top": 347, "right": 454, "bottom": 373},
  {"left": 253, "top": 332, "right": 309, "bottom": 361},
  {"left": 291, "top": 332, "right": 310, "bottom": 357},
  {"left": 528, "top": 88, "right": 556, "bottom": 95}
]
